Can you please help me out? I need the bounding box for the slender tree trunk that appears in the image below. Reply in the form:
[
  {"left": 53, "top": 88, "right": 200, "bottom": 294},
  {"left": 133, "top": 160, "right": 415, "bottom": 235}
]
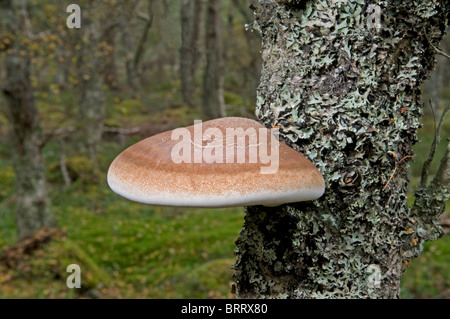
[
  {"left": 77, "top": 72, "right": 106, "bottom": 163},
  {"left": 203, "top": 0, "right": 226, "bottom": 119},
  {"left": 191, "top": 0, "right": 203, "bottom": 76},
  {"left": 75, "top": 16, "right": 106, "bottom": 163},
  {"left": 133, "top": 2, "right": 153, "bottom": 80},
  {"left": 120, "top": 0, "right": 140, "bottom": 92},
  {"left": 0, "top": 0, "right": 56, "bottom": 239},
  {"left": 180, "top": 0, "right": 195, "bottom": 106},
  {"left": 103, "top": 23, "right": 120, "bottom": 91},
  {"left": 121, "top": 0, "right": 154, "bottom": 92},
  {"left": 231, "top": 0, "right": 262, "bottom": 107},
  {"left": 123, "top": 29, "right": 140, "bottom": 91},
  {"left": 233, "top": 0, "right": 449, "bottom": 299},
  {"left": 181, "top": 0, "right": 203, "bottom": 107}
]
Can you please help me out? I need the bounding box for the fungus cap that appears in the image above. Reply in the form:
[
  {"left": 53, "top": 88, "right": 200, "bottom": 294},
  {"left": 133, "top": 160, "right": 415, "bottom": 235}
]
[{"left": 107, "top": 117, "right": 325, "bottom": 207}]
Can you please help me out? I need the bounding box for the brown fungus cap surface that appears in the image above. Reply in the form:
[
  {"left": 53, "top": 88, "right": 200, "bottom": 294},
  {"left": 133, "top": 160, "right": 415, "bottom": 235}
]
[{"left": 107, "top": 117, "right": 325, "bottom": 207}]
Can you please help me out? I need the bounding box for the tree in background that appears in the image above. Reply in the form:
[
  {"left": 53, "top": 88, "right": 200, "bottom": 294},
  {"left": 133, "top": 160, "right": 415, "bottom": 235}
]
[
  {"left": 122, "top": 0, "right": 155, "bottom": 92},
  {"left": 180, "top": 0, "right": 203, "bottom": 107},
  {"left": 71, "top": 2, "right": 112, "bottom": 163},
  {"left": 0, "top": 0, "right": 56, "bottom": 238},
  {"left": 203, "top": 0, "right": 226, "bottom": 119},
  {"left": 0, "top": 0, "right": 122, "bottom": 237},
  {"left": 230, "top": 0, "right": 262, "bottom": 108},
  {"left": 234, "top": 0, "right": 449, "bottom": 298},
  {"left": 60, "top": 1, "right": 123, "bottom": 163}
]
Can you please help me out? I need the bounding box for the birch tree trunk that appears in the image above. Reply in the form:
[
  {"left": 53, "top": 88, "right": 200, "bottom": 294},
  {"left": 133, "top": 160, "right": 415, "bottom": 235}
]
[
  {"left": 181, "top": 0, "right": 194, "bottom": 106},
  {"left": 74, "top": 4, "right": 109, "bottom": 163},
  {"left": 0, "top": 0, "right": 56, "bottom": 239},
  {"left": 233, "top": 0, "right": 449, "bottom": 299},
  {"left": 231, "top": 0, "right": 262, "bottom": 107},
  {"left": 203, "top": 0, "right": 226, "bottom": 119},
  {"left": 76, "top": 31, "right": 106, "bottom": 163},
  {"left": 180, "top": 0, "right": 203, "bottom": 107},
  {"left": 191, "top": 0, "right": 203, "bottom": 78},
  {"left": 103, "top": 23, "right": 120, "bottom": 91}
]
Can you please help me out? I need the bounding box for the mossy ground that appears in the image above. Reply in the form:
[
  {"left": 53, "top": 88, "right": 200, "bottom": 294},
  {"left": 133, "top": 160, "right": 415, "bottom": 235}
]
[
  {"left": 0, "top": 134, "right": 244, "bottom": 298},
  {"left": 0, "top": 85, "right": 448, "bottom": 299}
]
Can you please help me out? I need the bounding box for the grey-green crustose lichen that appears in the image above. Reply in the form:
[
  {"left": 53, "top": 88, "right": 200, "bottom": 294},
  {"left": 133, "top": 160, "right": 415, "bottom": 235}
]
[{"left": 233, "top": 0, "right": 449, "bottom": 299}]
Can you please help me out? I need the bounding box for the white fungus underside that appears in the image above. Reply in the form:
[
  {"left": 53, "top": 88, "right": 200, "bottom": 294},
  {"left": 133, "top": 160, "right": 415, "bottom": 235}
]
[{"left": 107, "top": 173, "right": 324, "bottom": 208}]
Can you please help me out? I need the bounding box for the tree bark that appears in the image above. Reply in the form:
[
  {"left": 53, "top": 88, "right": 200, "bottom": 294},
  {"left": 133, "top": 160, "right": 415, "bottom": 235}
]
[
  {"left": 133, "top": 2, "right": 154, "bottom": 79},
  {"left": 77, "top": 72, "right": 106, "bottom": 163},
  {"left": 202, "top": 0, "right": 226, "bottom": 119},
  {"left": 180, "top": 0, "right": 195, "bottom": 106},
  {"left": 120, "top": 0, "right": 140, "bottom": 92},
  {"left": 103, "top": 23, "right": 120, "bottom": 91},
  {"left": 191, "top": 0, "right": 203, "bottom": 77},
  {"left": 74, "top": 9, "right": 107, "bottom": 163},
  {"left": 233, "top": 0, "right": 449, "bottom": 299},
  {"left": 0, "top": 0, "right": 56, "bottom": 239},
  {"left": 180, "top": 0, "right": 203, "bottom": 107}
]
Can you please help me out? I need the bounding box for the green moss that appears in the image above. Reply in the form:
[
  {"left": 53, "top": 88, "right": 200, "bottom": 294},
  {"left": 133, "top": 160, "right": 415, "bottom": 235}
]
[
  {"left": 114, "top": 99, "right": 144, "bottom": 116},
  {"left": 104, "top": 118, "right": 122, "bottom": 128},
  {"left": 401, "top": 235, "right": 450, "bottom": 298},
  {"left": 153, "top": 258, "right": 236, "bottom": 298},
  {"left": 0, "top": 166, "right": 15, "bottom": 200},
  {"left": 48, "top": 155, "right": 102, "bottom": 185},
  {"left": 224, "top": 91, "right": 244, "bottom": 107},
  {"left": 0, "top": 237, "right": 110, "bottom": 298}
]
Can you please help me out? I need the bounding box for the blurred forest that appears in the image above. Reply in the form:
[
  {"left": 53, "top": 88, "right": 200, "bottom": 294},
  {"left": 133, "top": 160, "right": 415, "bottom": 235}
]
[{"left": 0, "top": 0, "right": 448, "bottom": 299}]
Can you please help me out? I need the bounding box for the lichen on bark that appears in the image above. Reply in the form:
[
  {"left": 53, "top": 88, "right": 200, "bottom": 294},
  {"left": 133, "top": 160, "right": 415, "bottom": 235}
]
[{"left": 233, "top": 0, "right": 449, "bottom": 299}]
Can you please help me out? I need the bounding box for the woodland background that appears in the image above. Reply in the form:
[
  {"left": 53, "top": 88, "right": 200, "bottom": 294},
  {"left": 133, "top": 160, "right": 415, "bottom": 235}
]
[{"left": 0, "top": 0, "right": 448, "bottom": 298}]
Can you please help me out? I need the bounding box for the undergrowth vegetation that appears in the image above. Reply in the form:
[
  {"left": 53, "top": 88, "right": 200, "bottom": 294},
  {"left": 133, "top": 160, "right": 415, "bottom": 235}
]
[{"left": 0, "top": 85, "right": 448, "bottom": 299}]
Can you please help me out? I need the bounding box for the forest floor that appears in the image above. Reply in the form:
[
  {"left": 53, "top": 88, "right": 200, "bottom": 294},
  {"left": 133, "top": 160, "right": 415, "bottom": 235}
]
[{"left": 0, "top": 85, "right": 448, "bottom": 299}]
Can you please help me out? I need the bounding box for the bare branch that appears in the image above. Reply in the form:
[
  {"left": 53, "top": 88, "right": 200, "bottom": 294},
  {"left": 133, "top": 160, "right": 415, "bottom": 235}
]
[
  {"left": 419, "top": 103, "right": 450, "bottom": 189},
  {"left": 103, "top": 126, "right": 141, "bottom": 135},
  {"left": 136, "top": 11, "right": 151, "bottom": 22},
  {"left": 0, "top": 194, "right": 17, "bottom": 211},
  {"left": 425, "top": 29, "right": 450, "bottom": 60},
  {"left": 133, "top": 1, "right": 154, "bottom": 72},
  {"left": 429, "top": 40, "right": 450, "bottom": 60},
  {"left": 419, "top": 101, "right": 441, "bottom": 187}
]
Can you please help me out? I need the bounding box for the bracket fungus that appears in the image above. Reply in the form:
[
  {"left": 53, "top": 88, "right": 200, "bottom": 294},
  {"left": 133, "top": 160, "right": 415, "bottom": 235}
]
[{"left": 107, "top": 117, "right": 325, "bottom": 207}]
